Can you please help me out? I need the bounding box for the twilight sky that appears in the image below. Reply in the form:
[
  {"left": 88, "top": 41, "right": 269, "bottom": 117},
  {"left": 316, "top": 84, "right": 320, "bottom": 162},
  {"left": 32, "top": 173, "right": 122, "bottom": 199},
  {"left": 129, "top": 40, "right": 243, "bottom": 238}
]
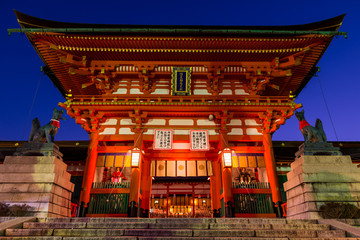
[{"left": 1, "top": 0, "right": 359, "bottom": 142}]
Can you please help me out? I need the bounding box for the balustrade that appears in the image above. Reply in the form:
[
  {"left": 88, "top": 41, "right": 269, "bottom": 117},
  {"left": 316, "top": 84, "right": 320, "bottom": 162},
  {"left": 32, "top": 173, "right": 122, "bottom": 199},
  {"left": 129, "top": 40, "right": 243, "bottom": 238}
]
[{"left": 232, "top": 181, "right": 275, "bottom": 215}]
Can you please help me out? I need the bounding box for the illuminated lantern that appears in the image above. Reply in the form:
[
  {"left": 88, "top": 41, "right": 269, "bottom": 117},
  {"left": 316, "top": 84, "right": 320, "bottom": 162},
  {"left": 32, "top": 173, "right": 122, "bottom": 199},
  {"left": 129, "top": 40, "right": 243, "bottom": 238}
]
[
  {"left": 131, "top": 147, "right": 141, "bottom": 167},
  {"left": 221, "top": 148, "right": 232, "bottom": 168}
]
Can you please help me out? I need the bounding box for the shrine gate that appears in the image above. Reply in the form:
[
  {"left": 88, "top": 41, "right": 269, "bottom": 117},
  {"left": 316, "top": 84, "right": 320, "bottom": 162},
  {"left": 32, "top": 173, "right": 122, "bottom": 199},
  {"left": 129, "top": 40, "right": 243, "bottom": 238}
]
[{"left": 11, "top": 11, "right": 346, "bottom": 218}]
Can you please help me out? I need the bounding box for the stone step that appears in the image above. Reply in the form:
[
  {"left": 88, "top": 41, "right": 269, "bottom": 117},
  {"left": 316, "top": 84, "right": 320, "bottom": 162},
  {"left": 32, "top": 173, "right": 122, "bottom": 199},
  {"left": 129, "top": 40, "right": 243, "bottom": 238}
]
[
  {"left": 286, "top": 219, "right": 318, "bottom": 224},
  {"left": 0, "top": 238, "right": 134, "bottom": 240},
  {"left": 193, "top": 230, "right": 254, "bottom": 237},
  {"left": 2, "top": 217, "right": 355, "bottom": 240},
  {"left": 0, "top": 237, "right": 359, "bottom": 240},
  {"left": 53, "top": 229, "right": 125, "bottom": 237},
  {"left": 157, "top": 218, "right": 216, "bottom": 224},
  {"left": 124, "top": 229, "right": 193, "bottom": 237},
  {"left": 0, "top": 237, "right": 63, "bottom": 240},
  {"left": 248, "top": 219, "right": 287, "bottom": 224},
  {"left": 35, "top": 217, "right": 319, "bottom": 225},
  {"left": 138, "top": 238, "right": 288, "bottom": 240},
  {"left": 254, "top": 229, "right": 346, "bottom": 238},
  {"left": 290, "top": 239, "right": 360, "bottom": 240},
  {"left": 62, "top": 238, "right": 136, "bottom": 240},
  {"left": 23, "top": 222, "right": 87, "bottom": 229},
  {"left": 6, "top": 228, "right": 54, "bottom": 236},
  {"left": 209, "top": 223, "right": 271, "bottom": 230},
  {"left": 87, "top": 222, "right": 149, "bottom": 229},
  {"left": 138, "top": 238, "right": 289, "bottom": 240},
  {"left": 271, "top": 223, "right": 330, "bottom": 230},
  {"left": 214, "top": 218, "right": 250, "bottom": 224},
  {"left": 148, "top": 223, "right": 209, "bottom": 229},
  {"left": 37, "top": 217, "right": 156, "bottom": 223},
  {"left": 19, "top": 221, "right": 334, "bottom": 232},
  {"left": 214, "top": 218, "right": 317, "bottom": 225},
  {"left": 317, "top": 229, "right": 347, "bottom": 238},
  {"left": 84, "top": 218, "right": 156, "bottom": 223},
  {"left": 0, "top": 237, "right": 318, "bottom": 240}
]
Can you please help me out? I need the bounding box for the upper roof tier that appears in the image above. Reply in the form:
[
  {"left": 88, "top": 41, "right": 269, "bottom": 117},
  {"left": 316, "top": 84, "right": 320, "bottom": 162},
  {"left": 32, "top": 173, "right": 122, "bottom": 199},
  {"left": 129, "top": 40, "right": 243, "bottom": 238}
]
[
  {"left": 14, "top": 10, "right": 345, "bottom": 36},
  {"left": 12, "top": 10, "right": 346, "bottom": 97}
]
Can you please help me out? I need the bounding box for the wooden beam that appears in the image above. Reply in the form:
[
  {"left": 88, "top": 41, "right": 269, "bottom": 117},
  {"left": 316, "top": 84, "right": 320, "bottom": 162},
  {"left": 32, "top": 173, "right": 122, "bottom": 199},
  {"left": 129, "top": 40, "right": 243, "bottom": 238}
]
[{"left": 146, "top": 152, "right": 218, "bottom": 159}]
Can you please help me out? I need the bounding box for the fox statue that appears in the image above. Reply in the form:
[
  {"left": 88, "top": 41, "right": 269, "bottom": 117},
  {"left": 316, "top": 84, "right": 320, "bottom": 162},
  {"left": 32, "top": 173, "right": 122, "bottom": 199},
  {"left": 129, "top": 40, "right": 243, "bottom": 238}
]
[
  {"left": 295, "top": 110, "right": 327, "bottom": 143},
  {"left": 28, "top": 108, "right": 64, "bottom": 143}
]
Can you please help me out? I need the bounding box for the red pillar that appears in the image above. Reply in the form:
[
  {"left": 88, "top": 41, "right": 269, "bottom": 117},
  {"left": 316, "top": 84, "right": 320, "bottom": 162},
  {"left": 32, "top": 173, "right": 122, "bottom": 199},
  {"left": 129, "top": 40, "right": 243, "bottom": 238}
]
[
  {"left": 263, "top": 132, "right": 282, "bottom": 203},
  {"left": 140, "top": 159, "right": 152, "bottom": 217},
  {"left": 210, "top": 160, "right": 221, "bottom": 217},
  {"left": 129, "top": 165, "right": 141, "bottom": 217},
  {"left": 220, "top": 158, "right": 234, "bottom": 217},
  {"left": 219, "top": 131, "right": 234, "bottom": 217},
  {"left": 79, "top": 131, "right": 99, "bottom": 212},
  {"left": 129, "top": 131, "right": 143, "bottom": 217}
]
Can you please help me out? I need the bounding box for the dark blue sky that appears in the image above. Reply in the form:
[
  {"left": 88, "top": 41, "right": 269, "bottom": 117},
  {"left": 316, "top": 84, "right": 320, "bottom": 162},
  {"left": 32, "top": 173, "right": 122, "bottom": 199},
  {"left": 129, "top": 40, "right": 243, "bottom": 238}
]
[{"left": 1, "top": 0, "right": 359, "bottom": 142}]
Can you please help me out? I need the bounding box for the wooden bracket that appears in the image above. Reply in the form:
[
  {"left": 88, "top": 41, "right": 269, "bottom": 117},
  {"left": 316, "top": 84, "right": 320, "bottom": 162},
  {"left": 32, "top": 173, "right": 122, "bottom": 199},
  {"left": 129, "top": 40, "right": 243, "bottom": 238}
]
[
  {"left": 129, "top": 110, "right": 148, "bottom": 132},
  {"left": 135, "top": 64, "right": 156, "bottom": 94},
  {"left": 206, "top": 66, "right": 225, "bottom": 95}
]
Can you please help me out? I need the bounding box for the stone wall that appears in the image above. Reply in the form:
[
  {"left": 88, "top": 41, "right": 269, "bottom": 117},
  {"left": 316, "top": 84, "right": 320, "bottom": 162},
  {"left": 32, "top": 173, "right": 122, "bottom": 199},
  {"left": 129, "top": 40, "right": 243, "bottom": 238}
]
[
  {"left": 284, "top": 155, "right": 360, "bottom": 219},
  {"left": 0, "top": 155, "right": 74, "bottom": 217}
]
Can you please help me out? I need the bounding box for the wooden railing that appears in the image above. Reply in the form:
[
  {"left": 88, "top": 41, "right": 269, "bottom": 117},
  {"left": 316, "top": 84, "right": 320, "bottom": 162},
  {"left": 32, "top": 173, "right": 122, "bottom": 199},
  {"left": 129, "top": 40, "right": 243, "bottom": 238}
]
[
  {"left": 92, "top": 182, "right": 130, "bottom": 189},
  {"left": 233, "top": 182, "right": 270, "bottom": 189},
  {"left": 87, "top": 182, "right": 130, "bottom": 216},
  {"left": 67, "top": 95, "right": 294, "bottom": 107},
  {"left": 232, "top": 182, "right": 275, "bottom": 216},
  {"left": 88, "top": 193, "right": 129, "bottom": 215},
  {"left": 233, "top": 193, "right": 274, "bottom": 214}
]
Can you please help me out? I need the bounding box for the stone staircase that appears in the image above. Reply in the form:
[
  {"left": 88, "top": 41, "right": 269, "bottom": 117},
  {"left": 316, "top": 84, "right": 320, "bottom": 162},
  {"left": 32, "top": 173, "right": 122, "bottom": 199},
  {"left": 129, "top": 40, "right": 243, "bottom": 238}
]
[{"left": 0, "top": 217, "right": 360, "bottom": 240}]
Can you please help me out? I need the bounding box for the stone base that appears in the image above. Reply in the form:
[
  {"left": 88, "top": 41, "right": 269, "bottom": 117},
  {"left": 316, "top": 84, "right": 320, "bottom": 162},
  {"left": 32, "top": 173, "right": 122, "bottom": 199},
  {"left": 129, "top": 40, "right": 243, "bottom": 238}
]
[
  {"left": 295, "top": 142, "right": 342, "bottom": 159},
  {"left": 284, "top": 155, "right": 360, "bottom": 219},
  {"left": 0, "top": 154, "right": 74, "bottom": 217},
  {"left": 14, "top": 142, "right": 63, "bottom": 159}
]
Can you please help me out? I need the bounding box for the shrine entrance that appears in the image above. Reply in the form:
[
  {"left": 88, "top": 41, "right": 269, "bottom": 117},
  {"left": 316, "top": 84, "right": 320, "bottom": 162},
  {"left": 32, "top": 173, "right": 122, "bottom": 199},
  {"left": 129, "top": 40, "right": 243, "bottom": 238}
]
[{"left": 150, "top": 179, "right": 211, "bottom": 218}]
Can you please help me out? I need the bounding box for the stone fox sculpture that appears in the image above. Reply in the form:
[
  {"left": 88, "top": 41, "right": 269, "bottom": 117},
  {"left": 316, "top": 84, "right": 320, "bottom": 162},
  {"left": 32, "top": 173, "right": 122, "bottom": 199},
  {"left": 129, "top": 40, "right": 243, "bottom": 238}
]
[
  {"left": 29, "top": 108, "right": 64, "bottom": 143},
  {"left": 295, "top": 110, "right": 327, "bottom": 143}
]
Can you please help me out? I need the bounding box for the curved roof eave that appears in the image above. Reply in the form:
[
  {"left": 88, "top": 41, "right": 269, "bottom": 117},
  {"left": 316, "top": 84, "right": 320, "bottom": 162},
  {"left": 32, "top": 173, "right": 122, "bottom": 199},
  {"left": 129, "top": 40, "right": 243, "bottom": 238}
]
[{"left": 14, "top": 10, "right": 345, "bottom": 35}]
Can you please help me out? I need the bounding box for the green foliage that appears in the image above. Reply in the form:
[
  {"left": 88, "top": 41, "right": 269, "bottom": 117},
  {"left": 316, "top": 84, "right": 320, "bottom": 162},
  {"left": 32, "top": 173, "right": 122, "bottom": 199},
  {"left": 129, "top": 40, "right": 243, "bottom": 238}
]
[
  {"left": 0, "top": 203, "right": 33, "bottom": 217},
  {"left": 320, "top": 202, "right": 360, "bottom": 219}
]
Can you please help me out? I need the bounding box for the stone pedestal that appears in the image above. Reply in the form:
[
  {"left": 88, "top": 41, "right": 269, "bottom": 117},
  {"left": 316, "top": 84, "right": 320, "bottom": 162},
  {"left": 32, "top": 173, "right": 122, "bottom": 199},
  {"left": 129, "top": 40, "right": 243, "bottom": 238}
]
[
  {"left": 0, "top": 143, "right": 74, "bottom": 217},
  {"left": 284, "top": 155, "right": 360, "bottom": 219}
]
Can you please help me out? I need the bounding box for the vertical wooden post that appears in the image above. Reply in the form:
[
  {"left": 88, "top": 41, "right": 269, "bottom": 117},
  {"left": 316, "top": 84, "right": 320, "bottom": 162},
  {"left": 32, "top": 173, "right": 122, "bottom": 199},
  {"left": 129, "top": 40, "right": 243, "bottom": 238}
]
[
  {"left": 140, "top": 158, "right": 152, "bottom": 217},
  {"left": 210, "top": 160, "right": 221, "bottom": 217},
  {"left": 129, "top": 165, "right": 141, "bottom": 217},
  {"left": 219, "top": 131, "right": 234, "bottom": 217},
  {"left": 221, "top": 159, "right": 234, "bottom": 217},
  {"left": 79, "top": 131, "right": 99, "bottom": 216},
  {"left": 263, "top": 132, "right": 282, "bottom": 203},
  {"left": 129, "top": 131, "right": 143, "bottom": 217}
]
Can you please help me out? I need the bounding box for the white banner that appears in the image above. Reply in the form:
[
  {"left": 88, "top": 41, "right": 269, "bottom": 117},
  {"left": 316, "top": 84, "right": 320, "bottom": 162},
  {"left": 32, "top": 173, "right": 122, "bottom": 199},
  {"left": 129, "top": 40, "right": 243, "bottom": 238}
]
[
  {"left": 153, "top": 129, "right": 173, "bottom": 150},
  {"left": 190, "top": 130, "right": 209, "bottom": 151}
]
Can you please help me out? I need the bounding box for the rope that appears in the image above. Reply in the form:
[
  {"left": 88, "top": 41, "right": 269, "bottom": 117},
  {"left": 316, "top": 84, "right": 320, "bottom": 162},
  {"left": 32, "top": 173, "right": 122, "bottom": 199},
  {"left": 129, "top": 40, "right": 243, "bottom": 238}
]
[
  {"left": 316, "top": 74, "right": 339, "bottom": 141},
  {"left": 21, "top": 69, "right": 42, "bottom": 141}
]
